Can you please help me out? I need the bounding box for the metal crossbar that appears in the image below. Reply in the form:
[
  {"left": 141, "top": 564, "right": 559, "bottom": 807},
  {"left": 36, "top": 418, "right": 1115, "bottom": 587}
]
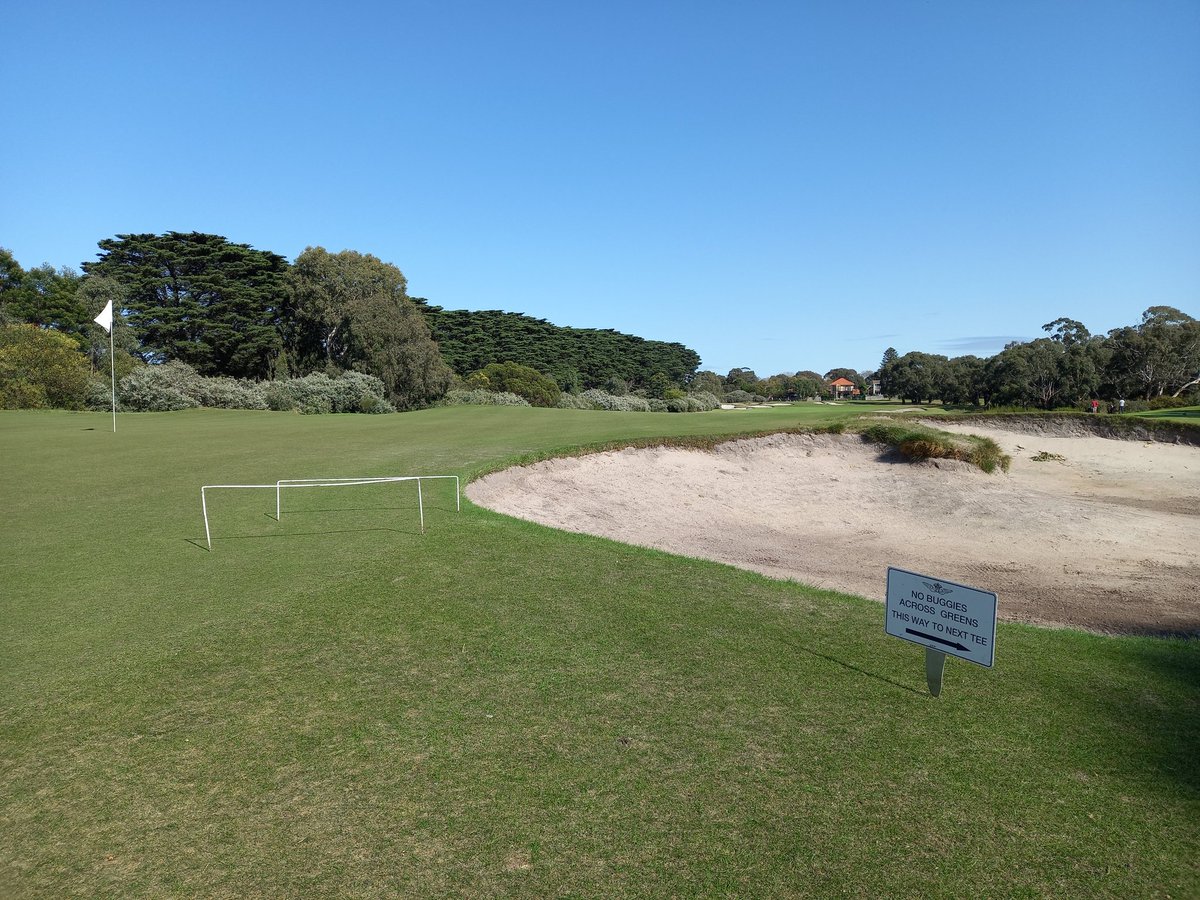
[{"left": 200, "top": 475, "right": 460, "bottom": 550}]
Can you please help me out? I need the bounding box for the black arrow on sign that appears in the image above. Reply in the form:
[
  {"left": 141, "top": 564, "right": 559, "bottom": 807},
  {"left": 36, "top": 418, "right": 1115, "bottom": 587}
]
[{"left": 906, "top": 628, "right": 969, "bottom": 652}]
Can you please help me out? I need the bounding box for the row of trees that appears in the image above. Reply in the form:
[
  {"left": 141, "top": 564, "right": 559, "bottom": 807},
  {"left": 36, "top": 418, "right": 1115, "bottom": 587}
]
[
  {"left": 1, "top": 233, "right": 707, "bottom": 410},
  {"left": 701, "top": 367, "right": 855, "bottom": 401},
  {"left": 877, "top": 310, "right": 1200, "bottom": 408},
  {"left": 415, "top": 305, "right": 701, "bottom": 393}
]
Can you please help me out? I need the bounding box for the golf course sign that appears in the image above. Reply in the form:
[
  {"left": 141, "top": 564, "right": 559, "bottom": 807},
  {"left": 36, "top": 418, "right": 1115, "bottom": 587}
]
[{"left": 885, "top": 567, "right": 997, "bottom": 668}]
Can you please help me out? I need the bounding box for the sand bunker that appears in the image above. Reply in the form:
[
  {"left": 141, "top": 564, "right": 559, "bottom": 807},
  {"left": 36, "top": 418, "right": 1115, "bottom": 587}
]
[{"left": 468, "top": 423, "right": 1199, "bottom": 636}]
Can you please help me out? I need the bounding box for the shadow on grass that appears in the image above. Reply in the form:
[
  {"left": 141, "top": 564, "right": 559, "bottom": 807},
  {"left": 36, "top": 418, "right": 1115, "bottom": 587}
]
[
  {"left": 275, "top": 504, "right": 459, "bottom": 515},
  {"left": 774, "top": 634, "right": 926, "bottom": 697},
  {"left": 1090, "top": 638, "right": 1200, "bottom": 795},
  {"left": 185, "top": 526, "right": 422, "bottom": 552}
]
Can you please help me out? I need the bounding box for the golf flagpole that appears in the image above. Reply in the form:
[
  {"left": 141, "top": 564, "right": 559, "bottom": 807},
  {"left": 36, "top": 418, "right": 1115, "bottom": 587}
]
[{"left": 93, "top": 300, "right": 116, "bottom": 432}]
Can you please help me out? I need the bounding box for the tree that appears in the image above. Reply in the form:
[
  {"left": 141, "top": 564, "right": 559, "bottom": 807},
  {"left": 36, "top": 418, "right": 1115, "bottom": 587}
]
[
  {"left": 980, "top": 339, "right": 1098, "bottom": 409},
  {"left": 76, "top": 276, "right": 140, "bottom": 378},
  {"left": 879, "top": 347, "right": 898, "bottom": 373},
  {"left": 981, "top": 346, "right": 1031, "bottom": 407},
  {"left": 0, "top": 324, "right": 91, "bottom": 408},
  {"left": 725, "top": 368, "right": 760, "bottom": 394},
  {"left": 941, "top": 356, "right": 985, "bottom": 406},
  {"left": 0, "top": 254, "right": 87, "bottom": 336},
  {"left": 823, "top": 367, "right": 860, "bottom": 383},
  {"left": 0, "top": 249, "right": 26, "bottom": 326},
  {"left": 1041, "top": 317, "right": 1091, "bottom": 345},
  {"left": 687, "top": 370, "right": 724, "bottom": 396},
  {"left": 886, "top": 352, "right": 946, "bottom": 403},
  {"left": 289, "top": 247, "right": 451, "bottom": 408},
  {"left": 83, "top": 232, "right": 289, "bottom": 379},
  {"left": 646, "top": 372, "right": 674, "bottom": 400},
  {"left": 415, "top": 301, "right": 700, "bottom": 390},
  {"left": 1106, "top": 307, "right": 1200, "bottom": 399}
]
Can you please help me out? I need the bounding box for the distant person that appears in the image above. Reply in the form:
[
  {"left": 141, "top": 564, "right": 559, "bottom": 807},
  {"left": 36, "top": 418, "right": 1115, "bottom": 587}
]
[
  {"left": 1119, "top": 398, "right": 1126, "bottom": 413},
  {"left": 1091, "top": 399, "right": 1099, "bottom": 414}
]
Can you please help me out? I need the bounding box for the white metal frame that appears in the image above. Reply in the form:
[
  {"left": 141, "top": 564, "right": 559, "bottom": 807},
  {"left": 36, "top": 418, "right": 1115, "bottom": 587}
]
[{"left": 200, "top": 475, "right": 460, "bottom": 550}]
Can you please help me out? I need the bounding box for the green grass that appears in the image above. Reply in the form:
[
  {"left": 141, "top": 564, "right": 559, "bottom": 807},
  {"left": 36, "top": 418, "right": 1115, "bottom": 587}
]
[
  {"left": 2, "top": 406, "right": 1197, "bottom": 898},
  {"left": 1131, "top": 405, "right": 1200, "bottom": 424}
]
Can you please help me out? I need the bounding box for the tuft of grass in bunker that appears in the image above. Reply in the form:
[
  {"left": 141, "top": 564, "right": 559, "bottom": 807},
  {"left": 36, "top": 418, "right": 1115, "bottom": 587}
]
[
  {"left": 856, "top": 421, "right": 1012, "bottom": 473},
  {"left": 1031, "top": 450, "right": 1067, "bottom": 462}
]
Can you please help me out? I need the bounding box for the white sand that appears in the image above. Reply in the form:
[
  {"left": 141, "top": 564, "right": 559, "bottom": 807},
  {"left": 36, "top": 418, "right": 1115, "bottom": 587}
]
[{"left": 468, "top": 425, "right": 1199, "bottom": 635}]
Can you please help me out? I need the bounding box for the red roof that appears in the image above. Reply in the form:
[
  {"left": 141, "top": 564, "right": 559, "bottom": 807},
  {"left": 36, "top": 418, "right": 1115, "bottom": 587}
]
[{"left": 829, "top": 377, "right": 855, "bottom": 387}]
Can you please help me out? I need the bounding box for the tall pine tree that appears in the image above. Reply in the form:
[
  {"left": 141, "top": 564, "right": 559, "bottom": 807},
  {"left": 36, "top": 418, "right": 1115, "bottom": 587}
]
[{"left": 83, "top": 232, "right": 290, "bottom": 379}]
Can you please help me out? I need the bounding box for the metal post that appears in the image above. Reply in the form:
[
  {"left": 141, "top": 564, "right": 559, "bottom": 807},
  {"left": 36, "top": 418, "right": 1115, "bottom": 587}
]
[
  {"left": 925, "top": 648, "right": 946, "bottom": 697},
  {"left": 417, "top": 478, "right": 425, "bottom": 533},
  {"left": 109, "top": 327, "right": 116, "bottom": 433},
  {"left": 201, "top": 487, "right": 211, "bottom": 550}
]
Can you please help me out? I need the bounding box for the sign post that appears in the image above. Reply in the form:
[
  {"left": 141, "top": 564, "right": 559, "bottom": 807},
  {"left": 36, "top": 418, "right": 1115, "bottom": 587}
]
[{"left": 885, "top": 567, "right": 997, "bottom": 696}]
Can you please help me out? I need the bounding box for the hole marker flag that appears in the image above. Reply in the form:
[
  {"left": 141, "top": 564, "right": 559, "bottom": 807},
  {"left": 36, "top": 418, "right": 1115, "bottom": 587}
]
[
  {"left": 94, "top": 299, "right": 113, "bottom": 333},
  {"left": 94, "top": 300, "right": 117, "bottom": 431}
]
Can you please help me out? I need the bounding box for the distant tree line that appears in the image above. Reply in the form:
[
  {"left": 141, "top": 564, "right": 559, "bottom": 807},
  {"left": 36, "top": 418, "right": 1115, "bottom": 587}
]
[
  {"left": 0, "top": 233, "right": 705, "bottom": 411},
  {"left": 876, "top": 310, "right": 1200, "bottom": 408},
  {"left": 415, "top": 303, "right": 701, "bottom": 393}
]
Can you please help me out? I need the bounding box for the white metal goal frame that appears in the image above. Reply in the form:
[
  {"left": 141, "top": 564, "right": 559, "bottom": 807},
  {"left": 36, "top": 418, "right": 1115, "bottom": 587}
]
[{"left": 200, "top": 475, "right": 460, "bottom": 550}]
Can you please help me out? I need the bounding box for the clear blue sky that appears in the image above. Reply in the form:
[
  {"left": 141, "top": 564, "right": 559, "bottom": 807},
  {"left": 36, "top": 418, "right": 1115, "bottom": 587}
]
[{"left": 4, "top": 0, "right": 1197, "bottom": 377}]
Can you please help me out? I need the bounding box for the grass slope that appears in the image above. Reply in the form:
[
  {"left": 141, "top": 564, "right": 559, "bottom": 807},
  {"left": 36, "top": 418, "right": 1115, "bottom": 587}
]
[{"left": 1, "top": 406, "right": 1197, "bottom": 898}]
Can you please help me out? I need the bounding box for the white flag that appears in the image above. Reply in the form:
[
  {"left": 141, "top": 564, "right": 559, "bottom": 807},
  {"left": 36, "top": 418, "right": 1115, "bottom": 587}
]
[{"left": 94, "top": 300, "right": 113, "bottom": 333}]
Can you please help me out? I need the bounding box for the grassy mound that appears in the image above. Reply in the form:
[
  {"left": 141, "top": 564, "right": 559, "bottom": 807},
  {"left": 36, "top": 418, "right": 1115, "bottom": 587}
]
[{"left": 857, "top": 421, "right": 1012, "bottom": 472}]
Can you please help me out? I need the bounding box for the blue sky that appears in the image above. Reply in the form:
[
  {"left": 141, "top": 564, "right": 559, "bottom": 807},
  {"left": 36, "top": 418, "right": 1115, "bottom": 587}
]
[{"left": 4, "top": 0, "right": 1197, "bottom": 377}]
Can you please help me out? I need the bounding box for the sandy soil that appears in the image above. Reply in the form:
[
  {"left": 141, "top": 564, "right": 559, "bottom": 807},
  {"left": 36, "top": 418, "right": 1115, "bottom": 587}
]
[{"left": 468, "top": 423, "right": 1199, "bottom": 636}]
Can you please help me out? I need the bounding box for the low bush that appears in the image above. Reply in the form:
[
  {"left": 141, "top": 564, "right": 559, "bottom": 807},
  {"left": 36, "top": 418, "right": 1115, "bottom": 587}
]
[
  {"left": 579, "top": 390, "right": 651, "bottom": 412},
  {"left": 440, "top": 389, "right": 531, "bottom": 407},
  {"left": 555, "top": 393, "right": 593, "bottom": 410},
  {"left": 466, "top": 362, "right": 561, "bottom": 407},
  {"left": 192, "top": 377, "right": 269, "bottom": 411},
  {"left": 118, "top": 361, "right": 201, "bottom": 411},
  {"left": 556, "top": 390, "right": 716, "bottom": 413},
  {"left": 115, "top": 365, "right": 393, "bottom": 414},
  {"left": 264, "top": 372, "right": 395, "bottom": 414},
  {"left": 1123, "top": 396, "right": 1191, "bottom": 413}
]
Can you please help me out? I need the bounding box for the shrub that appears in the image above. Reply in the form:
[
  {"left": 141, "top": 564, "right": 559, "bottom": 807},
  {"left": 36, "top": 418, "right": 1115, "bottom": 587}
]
[
  {"left": 192, "top": 376, "right": 269, "bottom": 410},
  {"left": 440, "top": 389, "right": 531, "bottom": 407},
  {"left": 118, "top": 361, "right": 201, "bottom": 411},
  {"left": 555, "top": 392, "right": 593, "bottom": 410},
  {"left": 579, "top": 390, "right": 651, "bottom": 412},
  {"left": 467, "top": 362, "right": 561, "bottom": 407},
  {"left": 1126, "top": 396, "right": 1191, "bottom": 412},
  {"left": 602, "top": 376, "right": 629, "bottom": 396},
  {"left": 264, "top": 381, "right": 298, "bottom": 412},
  {"left": 333, "top": 371, "right": 394, "bottom": 413},
  {"left": 0, "top": 324, "right": 91, "bottom": 409},
  {"left": 259, "top": 372, "right": 395, "bottom": 414},
  {"left": 85, "top": 377, "right": 114, "bottom": 411},
  {"left": 723, "top": 390, "right": 754, "bottom": 404},
  {"left": 687, "top": 392, "right": 720, "bottom": 411}
]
